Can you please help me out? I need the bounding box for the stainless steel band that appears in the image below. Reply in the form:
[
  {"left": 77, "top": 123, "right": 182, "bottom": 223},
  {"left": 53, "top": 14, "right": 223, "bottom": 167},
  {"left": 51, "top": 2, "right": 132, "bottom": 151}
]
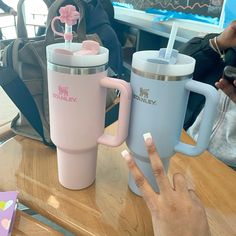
[
  {"left": 47, "top": 62, "right": 108, "bottom": 75},
  {"left": 132, "top": 67, "right": 192, "bottom": 81}
]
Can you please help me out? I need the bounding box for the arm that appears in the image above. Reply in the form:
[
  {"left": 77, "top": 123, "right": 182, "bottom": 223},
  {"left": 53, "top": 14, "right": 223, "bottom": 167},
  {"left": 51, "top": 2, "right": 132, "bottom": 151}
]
[
  {"left": 0, "top": 0, "right": 11, "bottom": 13},
  {"left": 0, "top": 0, "right": 16, "bottom": 15},
  {"left": 214, "top": 21, "right": 236, "bottom": 103},
  {"left": 121, "top": 133, "right": 211, "bottom": 236},
  {"left": 179, "top": 21, "right": 236, "bottom": 81},
  {"left": 215, "top": 20, "right": 236, "bottom": 51},
  {"left": 178, "top": 33, "right": 222, "bottom": 80},
  {"left": 215, "top": 78, "right": 236, "bottom": 104}
]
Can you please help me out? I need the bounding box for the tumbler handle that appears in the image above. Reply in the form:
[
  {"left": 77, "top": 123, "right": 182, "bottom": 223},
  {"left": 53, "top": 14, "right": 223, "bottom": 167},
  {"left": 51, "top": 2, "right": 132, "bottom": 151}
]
[
  {"left": 97, "top": 77, "right": 132, "bottom": 147},
  {"left": 174, "top": 80, "right": 219, "bottom": 156}
]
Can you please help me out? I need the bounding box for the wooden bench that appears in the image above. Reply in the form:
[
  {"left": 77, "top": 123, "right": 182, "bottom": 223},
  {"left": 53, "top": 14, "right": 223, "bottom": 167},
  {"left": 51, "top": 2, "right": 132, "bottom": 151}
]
[{"left": 13, "top": 210, "right": 63, "bottom": 235}]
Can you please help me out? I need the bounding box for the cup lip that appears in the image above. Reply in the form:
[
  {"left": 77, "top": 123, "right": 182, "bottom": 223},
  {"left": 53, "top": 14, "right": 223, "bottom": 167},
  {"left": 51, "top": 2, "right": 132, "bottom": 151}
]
[
  {"left": 46, "top": 42, "right": 109, "bottom": 67},
  {"left": 132, "top": 50, "right": 196, "bottom": 77}
]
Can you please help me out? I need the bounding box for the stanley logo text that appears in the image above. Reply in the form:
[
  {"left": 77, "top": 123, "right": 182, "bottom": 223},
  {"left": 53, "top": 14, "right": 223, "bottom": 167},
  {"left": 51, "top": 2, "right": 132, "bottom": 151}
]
[
  {"left": 133, "top": 87, "right": 157, "bottom": 105},
  {"left": 53, "top": 85, "right": 77, "bottom": 103}
]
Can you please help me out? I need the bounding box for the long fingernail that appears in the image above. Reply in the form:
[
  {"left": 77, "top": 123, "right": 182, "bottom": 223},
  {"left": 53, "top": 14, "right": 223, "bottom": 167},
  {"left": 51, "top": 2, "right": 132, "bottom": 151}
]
[
  {"left": 121, "top": 149, "right": 131, "bottom": 161},
  {"left": 143, "top": 132, "right": 152, "bottom": 146}
]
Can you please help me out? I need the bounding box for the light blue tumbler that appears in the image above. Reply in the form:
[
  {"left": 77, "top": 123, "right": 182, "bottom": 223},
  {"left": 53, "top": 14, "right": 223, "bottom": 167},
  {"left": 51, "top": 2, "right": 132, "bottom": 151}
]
[{"left": 126, "top": 50, "right": 219, "bottom": 195}]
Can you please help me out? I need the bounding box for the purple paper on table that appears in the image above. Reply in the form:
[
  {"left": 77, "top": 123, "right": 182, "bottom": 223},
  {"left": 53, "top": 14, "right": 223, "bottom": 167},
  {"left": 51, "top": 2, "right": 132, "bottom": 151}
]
[{"left": 0, "top": 191, "right": 18, "bottom": 236}]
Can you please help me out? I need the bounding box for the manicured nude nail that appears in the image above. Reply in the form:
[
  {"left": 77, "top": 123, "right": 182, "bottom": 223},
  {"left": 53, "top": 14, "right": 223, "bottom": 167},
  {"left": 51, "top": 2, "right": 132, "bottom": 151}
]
[
  {"left": 143, "top": 132, "right": 152, "bottom": 145},
  {"left": 121, "top": 149, "right": 131, "bottom": 161}
]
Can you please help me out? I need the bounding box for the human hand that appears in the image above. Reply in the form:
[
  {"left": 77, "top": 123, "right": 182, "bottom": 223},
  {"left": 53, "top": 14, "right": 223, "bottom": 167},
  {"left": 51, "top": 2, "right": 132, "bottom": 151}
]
[
  {"left": 121, "top": 133, "right": 211, "bottom": 236},
  {"left": 215, "top": 78, "right": 236, "bottom": 104},
  {"left": 9, "top": 8, "right": 17, "bottom": 16},
  {"left": 216, "top": 20, "right": 236, "bottom": 50}
]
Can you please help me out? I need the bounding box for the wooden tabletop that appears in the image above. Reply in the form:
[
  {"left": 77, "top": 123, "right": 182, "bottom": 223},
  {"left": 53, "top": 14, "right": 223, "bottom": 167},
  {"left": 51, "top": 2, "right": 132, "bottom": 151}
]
[
  {"left": 13, "top": 210, "right": 62, "bottom": 235},
  {"left": 0, "top": 122, "right": 236, "bottom": 236},
  {"left": 168, "top": 136, "right": 236, "bottom": 236}
]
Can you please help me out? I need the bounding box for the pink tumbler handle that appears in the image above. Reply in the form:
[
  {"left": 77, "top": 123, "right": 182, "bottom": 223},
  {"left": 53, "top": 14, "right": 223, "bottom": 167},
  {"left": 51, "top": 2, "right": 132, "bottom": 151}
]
[{"left": 97, "top": 77, "right": 132, "bottom": 147}]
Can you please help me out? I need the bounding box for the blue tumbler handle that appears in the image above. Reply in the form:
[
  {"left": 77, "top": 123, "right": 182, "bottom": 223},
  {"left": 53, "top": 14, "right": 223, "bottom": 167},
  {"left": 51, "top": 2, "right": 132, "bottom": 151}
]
[{"left": 174, "top": 80, "right": 219, "bottom": 156}]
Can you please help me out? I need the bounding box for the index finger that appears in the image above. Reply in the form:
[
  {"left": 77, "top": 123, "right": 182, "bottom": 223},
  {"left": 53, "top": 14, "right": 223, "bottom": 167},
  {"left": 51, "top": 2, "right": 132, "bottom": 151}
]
[
  {"left": 121, "top": 149, "right": 156, "bottom": 201},
  {"left": 143, "top": 133, "right": 172, "bottom": 194}
]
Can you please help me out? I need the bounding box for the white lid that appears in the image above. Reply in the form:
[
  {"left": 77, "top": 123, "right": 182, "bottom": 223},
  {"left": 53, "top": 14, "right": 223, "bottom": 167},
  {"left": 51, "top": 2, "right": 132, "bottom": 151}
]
[
  {"left": 132, "top": 50, "right": 196, "bottom": 76},
  {"left": 46, "top": 43, "right": 109, "bottom": 67}
]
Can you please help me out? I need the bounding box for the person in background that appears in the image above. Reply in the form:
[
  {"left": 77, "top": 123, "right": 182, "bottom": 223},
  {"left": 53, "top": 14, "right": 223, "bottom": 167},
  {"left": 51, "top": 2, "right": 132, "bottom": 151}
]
[
  {"left": 185, "top": 20, "right": 236, "bottom": 170},
  {"left": 0, "top": 0, "right": 17, "bottom": 40},
  {"left": 181, "top": 20, "right": 236, "bottom": 131},
  {"left": 121, "top": 133, "right": 211, "bottom": 236}
]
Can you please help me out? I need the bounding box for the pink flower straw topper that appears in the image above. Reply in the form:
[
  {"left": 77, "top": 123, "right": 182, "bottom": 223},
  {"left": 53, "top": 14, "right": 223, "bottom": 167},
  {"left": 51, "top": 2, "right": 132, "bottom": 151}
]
[
  {"left": 59, "top": 5, "right": 80, "bottom": 26},
  {"left": 51, "top": 5, "right": 80, "bottom": 42}
]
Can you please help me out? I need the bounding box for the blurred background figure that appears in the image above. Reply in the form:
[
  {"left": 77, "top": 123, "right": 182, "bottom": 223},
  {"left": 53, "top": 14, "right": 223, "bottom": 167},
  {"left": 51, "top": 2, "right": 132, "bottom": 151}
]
[{"left": 0, "top": 0, "right": 17, "bottom": 39}]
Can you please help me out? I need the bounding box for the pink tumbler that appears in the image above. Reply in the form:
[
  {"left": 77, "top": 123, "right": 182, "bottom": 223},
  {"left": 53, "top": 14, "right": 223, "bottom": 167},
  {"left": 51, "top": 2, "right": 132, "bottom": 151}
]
[{"left": 46, "top": 42, "right": 132, "bottom": 190}]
